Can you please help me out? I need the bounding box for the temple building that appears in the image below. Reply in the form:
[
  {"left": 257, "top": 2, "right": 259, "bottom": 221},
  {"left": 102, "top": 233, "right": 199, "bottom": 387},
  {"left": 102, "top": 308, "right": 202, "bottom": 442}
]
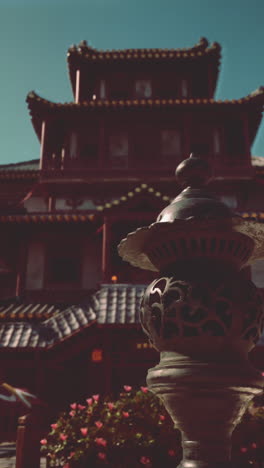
[{"left": 0, "top": 37, "right": 263, "bottom": 415}]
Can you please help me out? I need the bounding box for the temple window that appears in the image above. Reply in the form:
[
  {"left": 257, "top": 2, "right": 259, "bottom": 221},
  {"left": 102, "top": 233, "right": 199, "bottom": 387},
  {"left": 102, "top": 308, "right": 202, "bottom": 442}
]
[
  {"left": 133, "top": 125, "right": 156, "bottom": 167},
  {"left": 99, "top": 80, "right": 106, "bottom": 99},
  {"left": 79, "top": 130, "right": 99, "bottom": 167},
  {"left": 161, "top": 130, "right": 181, "bottom": 160},
  {"left": 134, "top": 80, "right": 152, "bottom": 98},
  {"left": 213, "top": 128, "right": 221, "bottom": 154},
  {"left": 190, "top": 120, "right": 211, "bottom": 157},
  {"left": 181, "top": 79, "right": 188, "bottom": 98},
  {"left": 109, "top": 132, "right": 129, "bottom": 168},
  {"left": 69, "top": 132, "right": 78, "bottom": 159}
]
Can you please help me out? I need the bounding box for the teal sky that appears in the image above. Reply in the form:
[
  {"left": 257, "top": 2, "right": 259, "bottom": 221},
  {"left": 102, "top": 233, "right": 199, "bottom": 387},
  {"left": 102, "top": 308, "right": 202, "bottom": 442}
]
[{"left": 0, "top": 0, "right": 263, "bottom": 164}]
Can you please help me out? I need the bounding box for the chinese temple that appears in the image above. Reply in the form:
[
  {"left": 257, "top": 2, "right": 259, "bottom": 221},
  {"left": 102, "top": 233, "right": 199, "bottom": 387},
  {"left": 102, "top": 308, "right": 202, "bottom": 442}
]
[{"left": 0, "top": 37, "right": 263, "bottom": 414}]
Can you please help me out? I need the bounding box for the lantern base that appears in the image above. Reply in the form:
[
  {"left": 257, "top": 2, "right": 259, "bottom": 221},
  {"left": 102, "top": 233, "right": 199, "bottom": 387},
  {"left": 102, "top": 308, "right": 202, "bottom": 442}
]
[{"left": 147, "top": 352, "right": 263, "bottom": 468}]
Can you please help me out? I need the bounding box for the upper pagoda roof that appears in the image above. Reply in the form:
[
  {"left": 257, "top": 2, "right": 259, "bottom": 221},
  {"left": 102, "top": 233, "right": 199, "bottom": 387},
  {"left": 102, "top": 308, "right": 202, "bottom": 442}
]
[
  {"left": 26, "top": 87, "right": 264, "bottom": 145},
  {"left": 67, "top": 37, "right": 221, "bottom": 95}
]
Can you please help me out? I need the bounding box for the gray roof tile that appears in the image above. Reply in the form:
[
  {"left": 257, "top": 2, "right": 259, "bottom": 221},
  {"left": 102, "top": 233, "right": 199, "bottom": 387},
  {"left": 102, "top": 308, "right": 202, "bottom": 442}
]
[{"left": 96, "top": 284, "right": 145, "bottom": 324}]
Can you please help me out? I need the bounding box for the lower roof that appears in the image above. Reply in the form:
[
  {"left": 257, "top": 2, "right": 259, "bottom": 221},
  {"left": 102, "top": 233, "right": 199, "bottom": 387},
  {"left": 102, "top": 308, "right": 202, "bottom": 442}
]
[{"left": 0, "top": 284, "right": 146, "bottom": 349}]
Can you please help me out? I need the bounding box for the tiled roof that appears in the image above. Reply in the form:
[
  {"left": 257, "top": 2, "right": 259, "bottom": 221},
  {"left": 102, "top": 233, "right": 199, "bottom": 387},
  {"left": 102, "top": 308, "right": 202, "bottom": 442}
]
[
  {"left": 27, "top": 89, "right": 264, "bottom": 113},
  {"left": 0, "top": 285, "right": 145, "bottom": 349},
  {"left": 0, "top": 160, "right": 39, "bottom": 171},
  {"left": 96, "top": 284, "right": 145, "bottom": 324},
  {"left": 0, "top": 157, "right": 263, "bottom": 178},
  {"left": 67, "top": 37, "right": 220, "bottom": 63},
  {"left": 252, "top": 156, "right": 264, "bottom": 168},
  {"left": 0, "top": 160, "right": 39, "bottom": 180},
  {"left": 0, "top": 299, "right": 97, "bottom": 348},
  {"left": 26, "top": 89, "right": 264, "bottom": 140},
  {"left": 0, "top": 302, "right": 68, "bottom": 321}
]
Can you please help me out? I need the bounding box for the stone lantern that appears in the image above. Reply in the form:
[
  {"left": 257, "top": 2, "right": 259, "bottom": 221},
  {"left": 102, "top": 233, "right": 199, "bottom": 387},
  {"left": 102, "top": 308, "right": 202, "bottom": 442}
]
[{"left": 118, "top": 154, "right": 264, "bottom": 468}]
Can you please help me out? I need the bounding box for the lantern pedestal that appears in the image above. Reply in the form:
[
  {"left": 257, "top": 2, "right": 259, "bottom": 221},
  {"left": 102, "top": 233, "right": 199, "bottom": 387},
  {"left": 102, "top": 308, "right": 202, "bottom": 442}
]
[
  {"left": 119, "top": 154, "right": 264, "bottom": 468},
  {"left": 148, "top": 352, "right": 262, "bottom": 468}
]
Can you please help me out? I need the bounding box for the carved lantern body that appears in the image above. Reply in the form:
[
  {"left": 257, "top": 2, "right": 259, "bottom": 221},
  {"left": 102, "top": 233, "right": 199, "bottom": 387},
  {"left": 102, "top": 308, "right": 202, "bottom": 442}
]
[{"left": 119, "top": 155, "right": 264, "bottom": 468}]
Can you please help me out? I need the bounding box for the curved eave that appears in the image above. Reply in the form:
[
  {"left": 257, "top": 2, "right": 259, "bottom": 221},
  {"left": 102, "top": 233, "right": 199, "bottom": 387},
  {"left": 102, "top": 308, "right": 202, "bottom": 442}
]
[
  {"left": 0, "top": 213, "right": 96, "bottom": 224},
  {"left": 26, "top": 89, "right": 264, "bottom": 142},
  {"left": 0, "top": 170, "right": 39, "bottom": 181},
  {"left": 67, "top": 38, "right": 221, "bottom": 96}
]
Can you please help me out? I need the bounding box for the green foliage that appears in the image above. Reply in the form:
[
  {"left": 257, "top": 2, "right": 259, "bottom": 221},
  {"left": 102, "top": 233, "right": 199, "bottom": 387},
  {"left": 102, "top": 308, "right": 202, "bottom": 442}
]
[{"left": 41, "top": 386, "right": 181, "bottom": 467}]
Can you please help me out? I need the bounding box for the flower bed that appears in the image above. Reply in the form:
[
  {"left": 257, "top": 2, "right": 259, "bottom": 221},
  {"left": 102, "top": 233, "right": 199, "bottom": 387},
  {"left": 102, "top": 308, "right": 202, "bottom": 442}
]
[{"left": 41, "top": 387, "right": 264, "bottom": 468}]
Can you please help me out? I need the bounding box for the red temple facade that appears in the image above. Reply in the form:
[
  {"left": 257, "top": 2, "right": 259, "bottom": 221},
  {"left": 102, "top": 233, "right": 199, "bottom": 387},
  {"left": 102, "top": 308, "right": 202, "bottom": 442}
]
[{"left": 0, "top": 37, "right": 263, "bottom": 414}]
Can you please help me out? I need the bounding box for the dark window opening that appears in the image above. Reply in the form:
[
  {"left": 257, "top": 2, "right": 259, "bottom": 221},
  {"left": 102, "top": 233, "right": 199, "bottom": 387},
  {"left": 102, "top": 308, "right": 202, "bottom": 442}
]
[
  {"left": 190, "top": 143, "right": 210, "bottom": 156},
  {"left": 109, "top": 132, "right": 128, "bottom": 168},
  {"left": 48, "top": 257, "right": 80, "bottom": 284},
  {"left": 134, "top": 80, "right": 152, "bottom": 98},
  {"left": 161, "top": 129, "right": 181, "bottom": 164},
  {"left": 225, "top": 121, "right": 245, "bottom": 157},
  {"left": 46, "top": 243, "right": 81, "bottom": 287}
]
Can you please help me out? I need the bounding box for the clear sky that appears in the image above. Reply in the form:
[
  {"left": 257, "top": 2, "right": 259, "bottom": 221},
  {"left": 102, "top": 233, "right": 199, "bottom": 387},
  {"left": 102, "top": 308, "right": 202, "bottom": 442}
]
[{"left": 0, "top": 0, "right": 263, "bottom": 164}]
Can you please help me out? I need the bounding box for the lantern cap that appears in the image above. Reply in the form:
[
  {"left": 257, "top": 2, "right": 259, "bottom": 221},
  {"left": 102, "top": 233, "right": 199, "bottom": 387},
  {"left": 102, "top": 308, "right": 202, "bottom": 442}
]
[{"left": 157, "top": 154, "right": 233, "bottom": 223}]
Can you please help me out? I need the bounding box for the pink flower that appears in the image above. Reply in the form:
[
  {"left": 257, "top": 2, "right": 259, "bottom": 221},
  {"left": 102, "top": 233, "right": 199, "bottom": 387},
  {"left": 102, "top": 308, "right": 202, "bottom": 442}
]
[
  {"left": 95, "top": 437, "right": 107, "bottom": 447},
  {"left": 262, "top": 371, "right": 264, "bottom": 377},
  {"left": 86, "top": 398, "right": 93, "bottom": 406},
  {"left": 70, "top": 403, "right": 77, "bottom": 410},
  {"left": 50, "top": 423, "right": 58, "bottom": 430},
  {"left": 140, "top": 456, "right": 151, "bottom": 465},
  {"left": 80, "top": 427, "right": 88, "bottom": 436},
  {"left": 69, "top": 452, "right": 75, "bottom": 458},
  {"left": 40, "top": 439, "right": 47, "bottom": 445},
  {"left": 78, "top": 404, "right": 85, "bottom": 410},
  {"left": 124, "top": 385, "right": 132, "bottom": 392},
  {"left": 251, "top": 442, "right": 257, "bottom": 449},
  {"left": 98, "top": 452, "right": 106, "bottom": 460},
  {"left": 140, "top": 386, "right": 148, "bottom": 393},
  {"left": 159, "top": 415, "right": 165, "bottom": 421},
  {"left": 240, "top": 447, "right": 248, "bottom": 453},
  {"left": 168, "top": 449, "right": 176, "bottom": 456},
  {"left": 122, "top": 411, "right": 129, "bottom": 418},
  {"left": 60, "top": 433, "right": 68, "bottom": 441},
  {"left": 95, "top": 421, "right": 103, "bottom": 429},
  {"left": 93, "top": 394, "right": 100, "bottom": 401},
  {"left": 69, "top": 410, "right": 75, "bottom": 417},
  {"left": 63, "top": 464, "right": 70, "bottom": 468},
  {"left": 107, "top": 402, "right": 114, "bottom": 410}
]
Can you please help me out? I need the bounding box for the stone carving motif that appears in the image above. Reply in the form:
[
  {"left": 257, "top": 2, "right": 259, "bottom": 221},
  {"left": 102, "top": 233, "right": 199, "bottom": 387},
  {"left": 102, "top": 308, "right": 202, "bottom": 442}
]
[{"left": 141, "top": 275, "right": 264, "bottom": 350}]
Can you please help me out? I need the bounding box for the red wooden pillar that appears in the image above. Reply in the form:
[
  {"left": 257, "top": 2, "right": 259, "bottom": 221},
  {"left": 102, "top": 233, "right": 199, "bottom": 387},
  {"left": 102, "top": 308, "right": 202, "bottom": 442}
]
[
  {"left": 243, "top": 112, "right": 251, "bottom": 157},
  {"left": 75, "top": 69, "right": 81, "bottom": 103},
  {"left": 207, "top": 63, "right": 213, "bottom": 97},
  {"left": 40, "top": 119, "right": 52, "bottom": 170},
  {"left": 102, "top": 218, "right": 111, "bottom": 282},
  {"left": 16, "top": 405, "right": 47, "bottom": 468},
  {"left": 39, "top": 120, "right": 46, "bottom": 170},
  {"left": 15, "top": 235, "right": 28, "bottom": 298},
  {"left": 183, "top": 112, "right": 191, "bottom": 156},
  {"left": 98, "top": 117, "right": 105, "bottom": 168}
]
